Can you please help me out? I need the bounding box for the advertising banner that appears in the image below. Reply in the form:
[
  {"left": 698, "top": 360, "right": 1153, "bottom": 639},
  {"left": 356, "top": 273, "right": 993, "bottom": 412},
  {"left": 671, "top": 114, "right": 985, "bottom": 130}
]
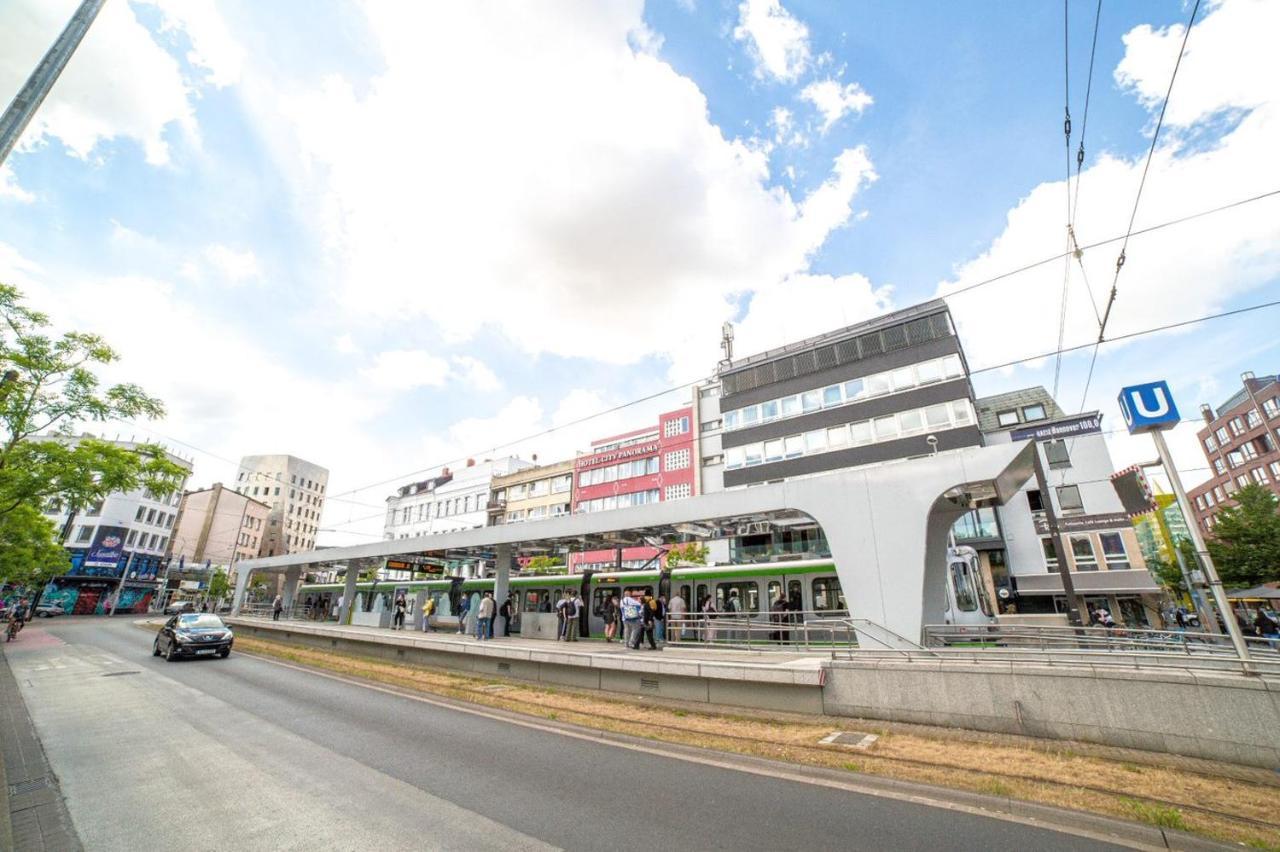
[
  {"left": 1010, "top": 414, "right": 1102, "bottom": 442},
  {"left": 82, "top": 525, "right": 127, "bottom": 573}
]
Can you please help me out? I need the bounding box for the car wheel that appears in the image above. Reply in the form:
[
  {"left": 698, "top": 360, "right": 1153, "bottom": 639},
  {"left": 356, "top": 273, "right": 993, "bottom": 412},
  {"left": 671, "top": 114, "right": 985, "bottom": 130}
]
[
  {"left": 164, "top": 640, "right": 177, "bottom": 662},
  {"left": 218, "top": 648, "right": 230, "bottom": 658}
]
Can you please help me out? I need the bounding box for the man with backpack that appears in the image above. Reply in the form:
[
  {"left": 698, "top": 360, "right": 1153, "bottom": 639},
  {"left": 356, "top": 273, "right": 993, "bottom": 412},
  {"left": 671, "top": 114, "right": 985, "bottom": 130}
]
[
  {"left": 621, "top": 591, "right": 644, "bottom": 649},
  {"left": 632, "top": 594, "right": 658, "bottom": 650}
]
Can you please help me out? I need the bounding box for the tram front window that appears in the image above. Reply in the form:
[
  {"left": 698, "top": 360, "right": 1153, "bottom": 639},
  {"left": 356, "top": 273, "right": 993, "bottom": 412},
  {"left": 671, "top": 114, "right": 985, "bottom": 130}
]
[
  {"left": 811, "top": 578, "right": 846, "bottom": 613},
  {"left": 950, "top": 562, "right": 978, "bottom": 612}
]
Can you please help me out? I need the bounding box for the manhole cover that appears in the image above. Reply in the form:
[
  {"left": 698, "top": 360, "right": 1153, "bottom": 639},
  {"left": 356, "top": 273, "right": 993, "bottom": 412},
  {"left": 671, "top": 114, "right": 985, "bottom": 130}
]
[
  {"left": 101, "top": 671, "right": 141, "bottom": 677},
  {"left": 820, "top": 731, "right": 879, "bottom": 750},
  {"left": 8, "top": 776, "right": 51, "bottom": 796}
]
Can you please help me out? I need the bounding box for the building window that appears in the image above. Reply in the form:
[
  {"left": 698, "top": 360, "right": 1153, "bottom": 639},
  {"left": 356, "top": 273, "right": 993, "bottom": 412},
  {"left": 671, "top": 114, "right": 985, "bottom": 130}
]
[
  {"left": 1099, "top": 533, "right": 1129, "bottom": 569},
  {"left": 126, "top": 530, "right": 137, "bottom": 545},
  {"left": 664, "top": 483, "right": 692, "bottom": 501},
  {"left": 1247, "top": 409, "right": 1262, "bottom": 428},
  {"left": 1228, "top": 417, "right": 1244, "bottom": 436},
  {"left": 1252, "top": 467, "right": 1270, "bottom": 485},
  {"left": 1227, "top": 450, "right": 1244, "bottom": 468},
  {"left": 146, "top": 508, "right": 157, "bottom": 523},
  {"left": 663, "top": 416, "right": 690, "bottom": 438},
  {"left": 1044, "top": 439, "right": 1070, "bottom": 467},
  {"left": 1027, "top": 489, "right": 1044, "bottom": 512},
  {"left": 1214, "top": 458, "right": 1227, "bottom": 475},
  {"left": 1205, "top": 435, "right": 1217, "bottom": 453},
  {"left": 1056, "top": 485, "right": 1084, "bottom": 513},
  {"left": 1195, "top": 495, "right": 1205, "bottom": 510},
  {"left": 1241, "top": 442, "right": 1259, "bottom": 460},
  {"left": 1040, "top": 538, "right": 1058, "bottom": 570},
  {"left": 1270, "top": 461, "right": 1280, "bottom": 478},
  {"left": 664, "top": 448, "right": 691, "bottom": 471},
  {"left": 1205, "top": 491, "right": 1216, "bottom": 507},
  {"left": 1264, "top": 398, "right": 1280, "bottom": 418},
  {"left": 135, "top": 506, "right": 146, "bottom": 522},
  {"left": 1237, "top": 474, "right": 1251, "bottom": 490},
  {"left": 1216, "top": 427, "right": 1230, "bottom": 444},
  {"left": 996, "top": 410, "right": 1019, "bottom": 427},
  {"left": 1070, "top": 536, "right": 1098, "bottom": 570},
  {"left": 1022, "top": 404, "right": 1047, "bottom": 421}
]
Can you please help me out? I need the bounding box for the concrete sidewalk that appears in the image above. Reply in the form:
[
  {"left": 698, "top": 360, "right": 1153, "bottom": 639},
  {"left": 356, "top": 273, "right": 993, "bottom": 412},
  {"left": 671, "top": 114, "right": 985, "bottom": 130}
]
[{"left": 0, "top": 632, "right": 82, "bottom": 852}]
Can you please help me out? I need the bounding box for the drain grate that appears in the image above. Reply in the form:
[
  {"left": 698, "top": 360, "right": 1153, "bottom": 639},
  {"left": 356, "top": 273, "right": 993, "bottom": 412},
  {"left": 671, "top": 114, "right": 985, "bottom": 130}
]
[
  {"left": 8, "top": 776, "right": 51, "bottom": 796},
  {"left": 101, "top": 670, "right": 141, "bottom": 678},
  {"left": 496, "top": 662, "right": 511, "bottom": 673},
  {"left": 639, "top": 677, "right": 660, "bottom": 691},
  {"left": 820, "top": 731, "right": 880, "bottom": 750}
]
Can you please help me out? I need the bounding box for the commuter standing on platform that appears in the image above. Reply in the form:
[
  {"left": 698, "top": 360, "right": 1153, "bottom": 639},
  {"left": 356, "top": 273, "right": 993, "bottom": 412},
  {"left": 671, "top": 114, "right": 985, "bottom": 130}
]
[
  {"left": 564, "top": 591, "right": 581, "bottom": 642},
  {"left": 621, "top": 591, "right": 643, "bottom": 649},
  {"left": 634, "top": 594, "right": 658, "bottom": 650},
  {"left": 556, "top": 592, "right": 572, "bottom": 640},
  {"left": 476, "top": 591, "right": 495, "bottom": 641},
  {"left": 654, "top": 594, "right": 667, "bottom": 643},
  {"left": 602, "top": 594, "right": 619, "bottom": 642},
  {"left": 456, "top": 594, "right": 471, "bottom": 635},
  {"left": 392, "top": 594, "right": 407, "bottom": 630},
  {"left": 499, "top": 596, "right": 515, "bottom": 637},
  {"left": 421, "top": 595, "right": 436, "bottom": 632},
  {"left": 667, "top": 593, "right": 686, "bottom": 642},
  {"left": 272, "top": 594, "right": 283, "bottom": 622}
]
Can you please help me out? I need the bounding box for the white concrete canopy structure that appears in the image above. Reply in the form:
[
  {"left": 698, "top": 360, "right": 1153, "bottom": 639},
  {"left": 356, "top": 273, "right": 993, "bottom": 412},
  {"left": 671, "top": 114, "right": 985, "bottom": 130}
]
[{"left": 232, "top": 443, "right": 1036, "bottom": 643}]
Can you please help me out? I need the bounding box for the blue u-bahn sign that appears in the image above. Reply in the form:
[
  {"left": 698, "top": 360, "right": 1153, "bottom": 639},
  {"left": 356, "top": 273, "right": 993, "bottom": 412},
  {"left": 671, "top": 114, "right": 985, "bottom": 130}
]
[{"left": 1118, "top": 380, "right": 1181, "bottom": 434}]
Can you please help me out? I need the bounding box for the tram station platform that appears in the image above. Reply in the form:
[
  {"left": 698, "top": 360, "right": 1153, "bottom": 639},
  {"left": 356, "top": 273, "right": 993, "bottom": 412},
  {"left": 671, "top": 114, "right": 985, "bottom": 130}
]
[{"left": 225, "top": 617, "right": 829, "bottom": 714}]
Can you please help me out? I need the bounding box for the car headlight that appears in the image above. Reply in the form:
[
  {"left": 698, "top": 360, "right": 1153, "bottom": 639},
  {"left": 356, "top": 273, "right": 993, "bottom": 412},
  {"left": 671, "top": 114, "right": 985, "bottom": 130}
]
[
  {"left": 174, "top": 632, "right": 192, "bottom": 643},
  {"left": 222, "top": 631, "right": 234, "bottom": 640}
]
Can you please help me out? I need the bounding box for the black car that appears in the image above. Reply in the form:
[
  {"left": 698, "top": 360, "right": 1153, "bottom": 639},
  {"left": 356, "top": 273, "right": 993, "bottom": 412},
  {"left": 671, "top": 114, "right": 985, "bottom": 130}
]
[{"left": 154, "top": 614, "right": 234, "bottom": 661}]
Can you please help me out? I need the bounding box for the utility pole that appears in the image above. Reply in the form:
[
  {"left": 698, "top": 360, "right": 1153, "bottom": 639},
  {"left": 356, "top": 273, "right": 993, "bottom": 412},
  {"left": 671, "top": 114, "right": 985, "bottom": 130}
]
[
  {"left": 0, "top": 0, "right": 109, "bottom": 167},
  {"left": 1032, "top": 446, "right": 1085, "bottom": 626}
]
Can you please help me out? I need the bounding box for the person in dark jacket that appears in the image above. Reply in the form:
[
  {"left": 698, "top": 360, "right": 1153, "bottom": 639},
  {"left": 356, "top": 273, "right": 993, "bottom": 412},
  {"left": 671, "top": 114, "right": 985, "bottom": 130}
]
[
  {"left": 633, "top": 595, "right": 658, "bottom": 650},
  {"left": 498, "top": 597, "right": 515, "bottom": 636}
]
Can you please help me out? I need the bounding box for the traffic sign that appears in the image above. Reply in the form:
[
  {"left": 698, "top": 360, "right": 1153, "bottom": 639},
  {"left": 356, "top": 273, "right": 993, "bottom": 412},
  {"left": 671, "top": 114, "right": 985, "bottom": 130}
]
[{"left": 1118, "top": 380, "right": 1181, "bottom": 434}]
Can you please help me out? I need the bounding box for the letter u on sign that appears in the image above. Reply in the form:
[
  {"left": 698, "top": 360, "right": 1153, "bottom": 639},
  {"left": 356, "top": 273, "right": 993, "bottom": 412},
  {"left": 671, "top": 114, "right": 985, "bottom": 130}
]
[{"left": 1117, "top": 380, "right": 1181, "bottom": 435}]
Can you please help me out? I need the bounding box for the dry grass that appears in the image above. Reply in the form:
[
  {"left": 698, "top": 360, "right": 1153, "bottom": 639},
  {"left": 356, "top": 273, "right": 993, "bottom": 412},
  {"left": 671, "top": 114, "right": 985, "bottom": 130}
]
[{"left": 226, "top": 633, "right": 1280, "bottom": 849}]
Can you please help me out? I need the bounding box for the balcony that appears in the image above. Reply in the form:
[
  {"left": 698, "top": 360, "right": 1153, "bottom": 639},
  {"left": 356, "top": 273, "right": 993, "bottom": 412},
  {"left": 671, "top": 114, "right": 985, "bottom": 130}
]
[{"left": 486, "top": 499, "right": 506, "bottom": 514}]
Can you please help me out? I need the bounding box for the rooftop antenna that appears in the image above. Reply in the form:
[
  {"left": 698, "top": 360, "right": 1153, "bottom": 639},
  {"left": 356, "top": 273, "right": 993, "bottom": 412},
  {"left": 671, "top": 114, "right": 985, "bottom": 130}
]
[{"left": 718, "top": 321, "right": 735, "bottom": 372}]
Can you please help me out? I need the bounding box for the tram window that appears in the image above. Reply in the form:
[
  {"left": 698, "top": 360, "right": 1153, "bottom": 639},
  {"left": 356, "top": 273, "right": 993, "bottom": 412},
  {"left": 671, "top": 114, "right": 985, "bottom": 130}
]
[
  {"left": 624, "top": 585, "right": 652, "bottom": 599},
  {"left": 787, "top": 580, "right": 802, "bottom": 611},
  {"left": 811, "top": 577, "right": 846, "bottom": 613},
  {"left": 767, "top": 581, "right": 782, "bottom": 606},
  {"left": 592, "top": 588, "right": 619, "bottom": 616},
  {"left": 950, "top": 562, "right": 978, "bottom": 611},
  {"left": 716, "top": 582, "right": 759, "bottom": 613},
  {"left": 696, "top": 584, "right": 708, "bottom": 608},
  {"left": 678, "top": 584, "right": 691, "bottom": 609},
  {"left": 525, "top": 589, "right": 551, "bottom": 612}
]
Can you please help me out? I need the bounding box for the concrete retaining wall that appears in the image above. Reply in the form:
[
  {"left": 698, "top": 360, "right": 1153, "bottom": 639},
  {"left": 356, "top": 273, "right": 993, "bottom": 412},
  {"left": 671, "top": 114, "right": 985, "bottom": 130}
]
[
  {"left": 823, "top": 659, "right": 1280, "bottom": 769},
  {"left": 231, "top": 621, "right": 826, "bottom": 715}
]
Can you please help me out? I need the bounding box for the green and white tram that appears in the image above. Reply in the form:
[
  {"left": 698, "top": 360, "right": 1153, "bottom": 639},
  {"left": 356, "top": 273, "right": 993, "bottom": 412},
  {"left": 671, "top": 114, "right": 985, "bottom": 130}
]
[{"left": 294, "top": 545, "right": 993, "bottom": 640}]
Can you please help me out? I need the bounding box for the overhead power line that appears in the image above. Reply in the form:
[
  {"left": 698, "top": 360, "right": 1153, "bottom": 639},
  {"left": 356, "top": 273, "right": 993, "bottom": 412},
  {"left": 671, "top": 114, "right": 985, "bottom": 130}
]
[{"left": 1077, "top": 0, "right": 1202, "bottom": 415}]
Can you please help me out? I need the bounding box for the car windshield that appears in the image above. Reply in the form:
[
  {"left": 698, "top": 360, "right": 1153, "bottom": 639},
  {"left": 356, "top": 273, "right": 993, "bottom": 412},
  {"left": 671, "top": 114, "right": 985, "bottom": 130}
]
[{"left": 177, "top": 615, "right": 225, "bottom": 629}]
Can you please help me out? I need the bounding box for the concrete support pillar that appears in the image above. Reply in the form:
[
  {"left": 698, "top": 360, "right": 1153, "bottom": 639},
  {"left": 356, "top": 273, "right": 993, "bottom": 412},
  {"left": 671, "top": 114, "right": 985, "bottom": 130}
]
[
  {"left": 282, "top": 565, "right": 302, "bottom": 611},
  {"left": 494, "top": 544, "right": 512, "bottom": 616},
  {"left": 231, "top": 567, "right": 252, "bottom": 615},
  {"left": 338, "top": 561, "right": 360, "bottom": 625}
]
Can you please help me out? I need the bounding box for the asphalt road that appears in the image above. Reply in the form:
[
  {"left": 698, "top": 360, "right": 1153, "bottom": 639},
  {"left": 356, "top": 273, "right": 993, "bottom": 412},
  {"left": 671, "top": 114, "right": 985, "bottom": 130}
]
[{"left": 6, "top": 618, "right": 1126, "bottom": 852}]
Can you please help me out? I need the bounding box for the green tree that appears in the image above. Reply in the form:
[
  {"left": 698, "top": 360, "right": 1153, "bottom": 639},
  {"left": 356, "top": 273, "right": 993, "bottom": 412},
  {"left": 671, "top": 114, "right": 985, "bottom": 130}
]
[
  {"left": 207, "top": 568, "right": 230, "bottom": 602},
  {"left": 1206, "top": 484, "right": 1280, "bottom": 587},
  {"left": 524, "top": 556, "right": 564, "bottom": 575},
  {"left": 0, "top": 504, "right": 71, "bottom": 589},
  {"left": 0, "top": 284, "right": 186, "bottom": 524},
  {"left": 665, "top": 541, "right": 708, "bottom": 568}
]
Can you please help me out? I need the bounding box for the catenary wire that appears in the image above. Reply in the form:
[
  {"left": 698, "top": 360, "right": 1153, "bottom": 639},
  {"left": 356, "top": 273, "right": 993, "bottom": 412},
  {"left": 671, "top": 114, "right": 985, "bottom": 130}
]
[
  {"left": 1051, "top": 0, "right": 1074, "bottom": 399},
  {"left": 1076, "top": 0, "right": 1202, "bottom": 416}
]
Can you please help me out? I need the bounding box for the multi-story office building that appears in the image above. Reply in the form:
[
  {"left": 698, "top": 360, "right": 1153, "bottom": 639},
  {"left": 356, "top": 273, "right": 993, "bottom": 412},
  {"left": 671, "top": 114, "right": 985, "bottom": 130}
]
[
  {"left": 167, "top": 483, "right": 270, "bottom": 585},
  {"left": 718, "top": 300, "right": 979, "bottom": 486},
  {"left": 235, "top": 454, "right": 329, "bottom": 556},
  {"left": 569, "top": 407, "right": 697, "bottom": 572},
  {"left": 489, "top": 459, "right": 574, "bottom": 526},
  {"left": 1187, "top": 372, "right": 1280, "bottom": 536},
  {"left": 974, "top": 387, "right": 1160, "bottom": 626},
  {"left": 38, "top": 434, "right": 192, "bottom": 614},
  {"left": 711, "top": 300, "right": 978, "bottom": 561},
  {"left": 384, "top": 457, "right": 533, "bottom": 541}
]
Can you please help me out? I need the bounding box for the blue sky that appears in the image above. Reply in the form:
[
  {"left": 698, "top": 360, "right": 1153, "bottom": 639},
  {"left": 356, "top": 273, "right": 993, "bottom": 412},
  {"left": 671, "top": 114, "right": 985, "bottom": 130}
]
[{"left": 1, "top": 0, "right": 1278, "bottom": 543}]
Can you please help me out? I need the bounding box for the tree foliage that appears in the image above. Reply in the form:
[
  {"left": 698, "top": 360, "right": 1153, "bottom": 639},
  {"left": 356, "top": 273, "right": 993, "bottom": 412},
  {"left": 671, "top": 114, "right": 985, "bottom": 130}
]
[
  {"left": 0, "top": 284, "right": 186, "bottom": 585},
  {"left": 1207, "top": 484, "right": 1280, "bottom": 587},
  {"left": 0, "top": 505, "right": 71, "bottom": 589},
  {"left": 208, "top": 568, "right": 230, "bottom": 602},
  {"left": 665, "top": 541, "right": 708, "bottom": 567},
  {"left": 524, "top": 555, "right": 564, "bottom": 575}
]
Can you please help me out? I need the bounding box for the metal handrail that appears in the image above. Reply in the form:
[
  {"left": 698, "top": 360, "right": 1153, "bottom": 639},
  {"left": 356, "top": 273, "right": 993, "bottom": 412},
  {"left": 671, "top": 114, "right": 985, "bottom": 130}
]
[
  {"left": 834, "top": 645, "right": 1280, "bottom": 678},
  {"left": 923, "top": 622, "right": 1280, "bottom": 656}
]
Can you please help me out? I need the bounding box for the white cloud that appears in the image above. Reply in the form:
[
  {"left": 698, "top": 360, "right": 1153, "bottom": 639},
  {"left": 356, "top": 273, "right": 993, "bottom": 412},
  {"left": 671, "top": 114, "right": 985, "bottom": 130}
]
[
  {"left": 334, "top": 333, "right": 360, "bottom": 356},
  {"left": 0, "top": 0, "right": 196, "bottom": 165},
  {"left": 0, "top": 165, "right": 34, "bottom": 203},
  {"left": 143, "top": 0, "right": 245, "bottom": 88},
  {"left": 733, "top": 0, "right": 811, "bottom": 83},
  {"left": 360, "top": 349, "right": 452, "bottom": 392},
  {"left": 800, "top": 78, "right": 874, "bottom": 133},
  {"left": 278, "top": 3, "right": 875, "bottom": 374},
  {"left": 937, "top": 0, "right": 1280, "bottom": 372},
  {"left": 202, "top": 244, "right": 262, "bottom": 285},
  {"left": 451, "top": 355, "right": 502, "bottom": 392}
]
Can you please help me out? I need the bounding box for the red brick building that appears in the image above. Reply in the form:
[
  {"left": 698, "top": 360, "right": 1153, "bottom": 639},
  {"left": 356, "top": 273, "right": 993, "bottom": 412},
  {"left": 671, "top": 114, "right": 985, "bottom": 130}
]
[
  {"left": 1188, "top": 372, "right": 1280, "bottom": 536},
  {"left": 568, "top": 406, "right": 696, "bottom": 572}
]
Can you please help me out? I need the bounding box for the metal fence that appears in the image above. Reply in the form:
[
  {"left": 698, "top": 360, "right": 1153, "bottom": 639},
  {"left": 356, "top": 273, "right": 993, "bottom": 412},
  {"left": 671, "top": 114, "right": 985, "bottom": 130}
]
[{"left": 664, "top": 610, "right": 916, "bottom": 651}]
